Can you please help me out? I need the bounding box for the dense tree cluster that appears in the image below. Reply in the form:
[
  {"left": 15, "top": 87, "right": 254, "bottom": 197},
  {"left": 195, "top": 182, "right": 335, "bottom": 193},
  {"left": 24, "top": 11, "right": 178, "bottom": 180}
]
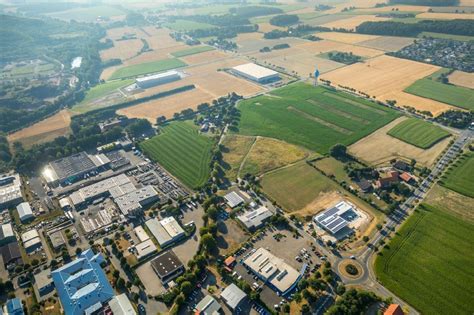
[
  {"left": 326, "top": 289, "right": 381, "bottom": 315},
  {"left": 269, "top": 14, "right": 300, "bottom": 27},
  {"left": 264, "top": 24, "right": 330, "bottom": 39},
  {"left": 356, "top": 19, "right": 474, "bottom": 37},
  {"left": 187, "top": 24, "right": 257, "bottom": 39}
]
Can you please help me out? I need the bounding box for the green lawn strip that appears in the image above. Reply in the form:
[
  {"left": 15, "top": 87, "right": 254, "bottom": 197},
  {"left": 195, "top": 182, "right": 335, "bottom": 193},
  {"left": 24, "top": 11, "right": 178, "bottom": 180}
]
[
  {"left": 237, "top": 82, "right": 399, "bottom": 154},
  {"left": 387, "top": 118, "right": 450, "bottom": 149},
  {"left": 375, "top": 203, "right": 474, "bottom": 315},
  {"left": 260, "top": 162, "right": 340, "bottom": 211},
  {"left": 140, "top": 121, "right": 213, "bottom": 189},
  {"left": 440, "top": 153, "right": 474, "bottom": 198},
  {"left": 109, "top": 58, "right": 187, "bottom": 80},
  {"left": 418, "top": 31, "right": 474, "bottom": 42},
  {"left": 404, "top": 71, "right": 474, "bottom": 111},
  {"left": 163, "top": 19, "right": 215, "bottom": 31},
  {"left": 171, "top": 46, "right": 215, "bottom": 58}
]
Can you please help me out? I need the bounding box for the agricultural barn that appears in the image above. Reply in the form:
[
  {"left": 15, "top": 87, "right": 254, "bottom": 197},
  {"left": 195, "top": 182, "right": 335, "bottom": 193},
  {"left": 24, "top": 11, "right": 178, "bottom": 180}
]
[
  {"left": 232, "top": 63, "right": 280, "bottom": 83},
  {"left": 16, "top": 202, "right": 34, "bottom": 223},
  {"left": 150, "top": 250, "right": 184, "bottom": 284},
  {"left": 0, "top": 173, "right": 23, "bottom": 210},
  {"left": 314, "top": 201, "right": 358, "bottom": 237},
  {"left": 237, "top": 206, "right": 273, "bottom": 231},
  {"left": 42, "top": 151, "right": 110, "bottom": 186},
  {"left": 243, "top": 247, "right": 301, "bottom": 295},
  {"left": 135, "top": 70, "right": 182, "bottom": 89},
  {"left": 145, "top": 217, "right": 185, "bottom": 247}
]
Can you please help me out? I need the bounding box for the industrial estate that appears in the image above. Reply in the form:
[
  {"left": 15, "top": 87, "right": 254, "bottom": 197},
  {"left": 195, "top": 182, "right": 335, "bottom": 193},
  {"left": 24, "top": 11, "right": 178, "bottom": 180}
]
[{"left": 0, "top": 0, "right": 473, "bottom": 315}]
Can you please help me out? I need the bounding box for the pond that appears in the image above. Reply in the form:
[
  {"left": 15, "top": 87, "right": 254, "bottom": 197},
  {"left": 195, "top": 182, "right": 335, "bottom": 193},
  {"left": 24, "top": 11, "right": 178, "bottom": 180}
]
[{"left": 71, "top": 57, "right": 82, "bottom": 69}]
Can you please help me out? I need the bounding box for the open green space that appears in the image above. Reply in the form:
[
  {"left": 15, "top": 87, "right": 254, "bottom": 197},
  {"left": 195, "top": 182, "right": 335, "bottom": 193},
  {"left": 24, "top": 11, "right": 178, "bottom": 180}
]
[
  {"left": 72, "top": 79, "right": 134, "bottom": 113},
  {"left": 171, "top": 46, "right": 215, "bottom": 57},
  {"left": 261, "top": 162, "right": 340, "bottom": 211},
  {"left": 237, "top": 82, "right": 400, "bottom": 154},
  {"left": 439, "top": 152, "right": 474, "bottom": 198},
  {"left": 47, "top": 5, "right": 126, "bottom": 22},
  {"left": 164, "top": 19, "right": 215, "bottom": 31},
  {"left": 140, "top": 121, "right": 214, "bottom": 189},
  {"left": 418, "top": 31, "right": 474, "bottom": 42},
  {"left": 109, "top": 58, "right": 187, "bottom": 80},
  {"left": 404, "top": 70, "right": 474, "bottom": 111},
  {"left": 375, "top": 203, "right": 474, "bottom": 315},
  {"left": 387, "top": 118, "right": 450, "bottom": 149}
]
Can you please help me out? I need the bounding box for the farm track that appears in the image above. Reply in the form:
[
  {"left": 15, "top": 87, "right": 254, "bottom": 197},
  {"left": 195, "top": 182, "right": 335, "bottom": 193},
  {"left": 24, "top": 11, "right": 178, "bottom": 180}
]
[{"left": 287, "top": 106, "right": 353, "bottom": 135}]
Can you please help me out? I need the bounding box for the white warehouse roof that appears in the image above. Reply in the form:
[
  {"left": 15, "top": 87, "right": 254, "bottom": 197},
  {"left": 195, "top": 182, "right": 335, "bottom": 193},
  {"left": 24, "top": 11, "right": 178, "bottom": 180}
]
[
  {"left": 238, "top": 206, "right": 272, "bottom": 230},
  {"left": 220, "top": 283, "right": 246, "bottom": 310},
  {"left": 145, "top": 217, "right": 185, "bottom": 247},
  {"left": 232, "top": 63, "right": 278, "bottom": 80},
  {"left": 224, "top": 191, "right": 244, "bottom": 208},
  {"left": 109, "top": 294, "right": 136, "bottom": 315},
  {"left": 135, "top": 70, "right": 180, "bottom": 83},
  {"left": 17, "top": 202, "right": 34, "bottom": 221}
]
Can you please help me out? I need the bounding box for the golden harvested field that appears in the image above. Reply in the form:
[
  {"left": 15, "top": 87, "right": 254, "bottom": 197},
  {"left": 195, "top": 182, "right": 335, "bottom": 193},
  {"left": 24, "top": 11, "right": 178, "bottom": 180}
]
[
  {"left": 416, "top": 12, "right": 474, "bottom": 19},
  {"left": 356, "top": 5, "right": 430, "bottom": 12},
  {"left": 448, "top": 71, "right": 474, "bottom": 89},
  {"left": 100, "top": 39, "right": 144, "bottom": 61},
  {"left": 321, "top": 55, "right": 455, "bottom": 116},
  {"left": 241, "top": 137, "right": 309, "bottom": 176},
  {"left": 316, "top": 32, "right": 380, "bottom": 44},
  {"left": 425, "top": 184, "right": 474, "bottom": 223},
  {"left": 221, "top": 135, "right": 256, "bottom": 180},
  {"left": 179, "top": 50, "right": 229, "bottom": 65},
  {"left": 235, "top": 32, "right": 263, "bottom": 42},
  {"left": 348, "top": 117, "right": 451, "bottom": 167},
  {"left": 257, "top": 22, "right": 286, "bottom": 33},
  {"left": 322, "top": 15, "right": 391, "bottom": 31},
  {"left": 326, "top": 0, "right": 388, "bottom": 14},
  {"left": 298, "top": 40, "right": 384, "bottom": 57},
  {"left": 118, "top": 87, "right": 214, "bottom": 122},
  {"left": 358, "top": 36, "right": 415, "bottom": 52},
  {"left": 8, "top": 110, "right": 71, "bottom": 148}
]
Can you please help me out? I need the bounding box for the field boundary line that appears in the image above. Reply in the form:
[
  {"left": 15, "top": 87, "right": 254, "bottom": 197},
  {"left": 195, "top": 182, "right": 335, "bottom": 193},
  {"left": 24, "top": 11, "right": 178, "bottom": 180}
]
[
  {"left": 237, "top": 136, "right": 258, "bottom": 178},
  {"left": 323, "top": 92, "right": 388, "bottom": 115},
  {"left": 287, "top": 106, "right": 353, "bottom": 135},
  {"left": 306, "top": 98, "right": 371, "bottom": 125}
]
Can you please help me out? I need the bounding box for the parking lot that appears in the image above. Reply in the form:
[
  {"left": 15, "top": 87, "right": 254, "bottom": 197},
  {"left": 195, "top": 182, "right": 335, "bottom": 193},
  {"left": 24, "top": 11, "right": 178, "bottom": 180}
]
[
  {"left": 135, "top": 260, "right": 166, "bottom": 296},
  {"left": 172, "top": 203, "right": 204, "bottom": 265}
]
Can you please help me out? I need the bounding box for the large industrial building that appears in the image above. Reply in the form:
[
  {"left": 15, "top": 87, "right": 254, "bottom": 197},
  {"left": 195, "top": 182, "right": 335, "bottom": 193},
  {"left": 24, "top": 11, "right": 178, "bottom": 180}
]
[
  {"left": 0, "top": 173, "right": 23, "bottom": 210},
  {"left": 135, "top": 70, "right": 181, "bottom": 89},
  {"left": 145, "top": 217, "right": 185, "bottom": 247},
  {"left": 42, "top": 152, "right": 110, "bottom": 186},
  {"left": 16, "top": 202, "right": 34, "bottom": 223},
  {"left": 21, "top": 229, "right": 42, "bottom": 253},
  {"left": 114, "top": 185, "right": 159, "bottom": 216},
  {"left": 51, "top": 250, "right": 115, "bottom": 315},
  {"left": 313, "top": 200, "right": 358, "bottom": 237},
  {"left": 150, "top": 250, "right": 184, "bottom": 284},
  {"left": 224, "top": 191, "right": 245, "bottom": 209},
  {"left": 237, "top": 206, "right": 272, "bottom": 231},
  {"left": 231, "top": 63, "right": 280, "bottom": 84},
  {"left": 243, "top": 247, "right": 301, "bottom": 295},
  {"left": 220, "top": 283, "right": 246, "bottom": 311}
]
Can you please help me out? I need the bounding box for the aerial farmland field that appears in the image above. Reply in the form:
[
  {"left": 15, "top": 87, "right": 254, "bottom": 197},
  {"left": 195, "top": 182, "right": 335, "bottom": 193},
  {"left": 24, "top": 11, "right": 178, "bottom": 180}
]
[
  {"left": 375, "top": 204, "right": 474, "bottom": 315},
  {"left": 439, "top": 153, "right": 474, "bottom": 198},
  {"left": 163, "top": 19, "right": 214, "bottom": 31},
  {"left": 387, "top": 118, "right": 451, "bottom": 149},
  {"left": 109, "top": 58, "right": 187, "bottom": 80},
  {"left": 171, "top": 46, "right": 215, "bottom": 57},
  {"left": 140, "top": 121, "right": 214, "bottom": 189},
  {"left": 237, "top": 82, "right": 400, "bottom": 154}
]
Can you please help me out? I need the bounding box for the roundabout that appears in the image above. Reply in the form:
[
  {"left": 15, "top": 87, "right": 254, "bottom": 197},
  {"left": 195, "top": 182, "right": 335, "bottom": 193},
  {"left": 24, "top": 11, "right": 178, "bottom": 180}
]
[{"left": 337, "top": 259, "right": 365, "bottom": 280}]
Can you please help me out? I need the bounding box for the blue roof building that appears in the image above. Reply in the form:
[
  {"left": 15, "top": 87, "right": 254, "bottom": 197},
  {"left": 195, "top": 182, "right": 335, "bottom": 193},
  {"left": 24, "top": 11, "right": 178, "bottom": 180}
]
[
  {"left": 51, "top": 249, "right": 114, "bottom": 315},
  {"left": 4, "top": 298, "right": 24, "bottom": 315}
]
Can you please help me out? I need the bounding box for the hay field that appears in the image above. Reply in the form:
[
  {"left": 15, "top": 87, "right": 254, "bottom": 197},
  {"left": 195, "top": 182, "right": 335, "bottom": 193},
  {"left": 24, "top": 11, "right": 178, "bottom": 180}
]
[
  {"left": 234, "top": 32, "right": 263, "bottom": 42},
  {"left": 100, "top": 39, "right": 144, "bottom": 61},
  {"left": 179, "top": 50, "right": 230, "bottom": 65},
  {"left": 416, "top": 12, "right": 474, "bottom": 19},
  {"left": 297, "top": 40, "right": 384, "bottom": 58},
  {"left": 425, "top": 184, "right": 474, "bottom": 223},
  {"left": 316, "top": 32, "right": 380, "bottom": 44},
  {"left": 118, "top": 88, "right": 214, "bottom": 122},
  {"left": 321, "top": 15, "right": 391, "bottom": 31},
  {"left": 348, "top": 117, "right": 450, "bottom": 167},
  {"left": 321, "top": 55, "right": 455, "bottom": 116},
  {"left": 358, "top": 36, "right": 415, "bottom": 52},
  {"left": 8, "top": 110, "right": 71, "bottom": 148},
  {"left": 221, "top": 135, "right": 256, "bottom": 180},
  {"left": 448, "top": 71, "right": 474, "bottom": 89}
]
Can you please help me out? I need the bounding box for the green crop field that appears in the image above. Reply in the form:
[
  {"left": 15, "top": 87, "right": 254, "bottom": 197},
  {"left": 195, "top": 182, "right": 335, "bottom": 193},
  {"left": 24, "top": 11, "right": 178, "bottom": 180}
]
[
  {"left": 375, "top": 204, "right": 474, "bottom": 315},
  {"left": 405, "top": 70, "right": 474, "bottom": 111},
  {"left": 109, "top": 58, "right": 187, "bottom": 80},
  {"left": 440, "top": 153, "right": 474, "bottom": 198},
  {"left": 171, "top": 46, "right": 215, "bottom": 58},
  {"left": 261, "top": 162, "right": 340, "bottom": 211},
  {"left": 237, "top": 82, "right": 400, "bottom": 154},
  {"left": 387, "top": 118, "right": 450, "bottom": 149},
  {"left": 140, "top": 121, "right": 214, "bottom": 189},
  {"left": 418, "top": 32, "right": 474, "bottom": 42},
  {"left": 164, "top": 19, "right": 215, "bottom": 31}
]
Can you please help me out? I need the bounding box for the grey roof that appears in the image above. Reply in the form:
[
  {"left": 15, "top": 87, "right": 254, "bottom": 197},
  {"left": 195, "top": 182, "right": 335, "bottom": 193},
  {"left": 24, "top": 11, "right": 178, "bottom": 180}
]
[
  {"left": 220, "top": 283, "right": 246, "bottom": 310},
  {"left": 224, "top": 191, "right": 244, "bottom": 208},
  {"left": 0, "top": 223, "right": 14, "bottom": 240},
  {"left": 49, "top": 231, "right": 65, "bottom": 249},
  {"left": 34, "top": 269, "right": 53, "bottom": 290},
  {"left": 0, "top": 173, "right": 22, "bottom": 208},
  {"left": 48, "top": 152, "right": 96, "bottom": 181},
  {"left": 237, "top": 206, "right": 272, "bottom": 230},
  {"left": 0, "top": 242, "right": 22, "bottom": 265},
  {"left": 17, "top": 202, "right": 34, "bottom": 221},
  {"left": 195, "top": 295, "right": 221, "bottom": 315}
]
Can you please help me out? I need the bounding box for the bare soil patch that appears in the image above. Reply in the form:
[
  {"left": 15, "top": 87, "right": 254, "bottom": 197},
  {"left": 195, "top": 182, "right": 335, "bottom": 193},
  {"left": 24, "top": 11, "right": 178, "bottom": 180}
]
[
  {"left": 316, "top": 32, "right": 380, "bottom": 44},
  {"left": 348, "top": 117, "right": 451, "bottom": 167},
  {"left": 358, "top": 36, "right": 415, "bottom": 52}
]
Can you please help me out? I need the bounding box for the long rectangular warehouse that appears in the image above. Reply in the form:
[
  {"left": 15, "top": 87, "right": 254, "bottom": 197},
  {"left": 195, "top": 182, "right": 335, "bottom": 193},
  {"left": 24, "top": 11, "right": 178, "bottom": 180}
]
[
  {"left": 135, "top": 70, "right": 181, "bottom": 89},
  {"left": 232, "top": 63, "right": 280, "bottom": 83}
]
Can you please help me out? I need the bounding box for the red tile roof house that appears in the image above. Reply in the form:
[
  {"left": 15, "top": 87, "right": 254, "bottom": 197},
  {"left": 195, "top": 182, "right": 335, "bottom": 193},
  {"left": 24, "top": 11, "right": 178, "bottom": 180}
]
[
  {"left": 400, "top": 172, "right": 414, "bottom": 183},
  {"left": 375, "top": 171, "right": 399, "bottom": 189},
  {"left": 384, "top": 304, "right": 404, "bottom": 315}
]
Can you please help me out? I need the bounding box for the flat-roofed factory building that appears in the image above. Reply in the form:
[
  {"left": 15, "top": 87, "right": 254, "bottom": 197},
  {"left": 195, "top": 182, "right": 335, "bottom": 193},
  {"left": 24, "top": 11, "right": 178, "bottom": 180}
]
[
  {"left": 135, "top": 70, "right": 181, "bottom": 89},
  {"left": 150, "top": 250, "right": 184, "bottom": 284},
  {"left": 313, "top": 200, "right": 359, "bottom": 239},
  {"left": 0, "top": 173, "right": 23, "bottom": 210},
  {"left": 243, "top": 247, "right": 301, "bottom": 295},
  {"left": 231, "top": 63, "right": 280, "bottom": 84},
  {"left": 145, "top": 217, "right": 185, "bottom": 248}
]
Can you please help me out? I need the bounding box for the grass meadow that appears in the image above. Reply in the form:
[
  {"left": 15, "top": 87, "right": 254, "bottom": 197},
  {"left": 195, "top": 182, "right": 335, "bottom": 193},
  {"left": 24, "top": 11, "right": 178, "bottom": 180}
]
[
  {"left": 164, "top": 19, "right": 215, "bottom": 31},
  {"left": 237, "top": 82, "right": 399, "bottom": 154},
  {"left": 171, "top": 46, "right": 215, "bottom": 57},
  {"left": 387, "top": 118, "right": 450, "bottom": 149},
  {"left": 140, "top": 121, "right": 214, "bottom": 189},
  {"left": 439, "top": 152, "right": 474, "bottom": 198},
  {"left": 260, "top": 162, "right": 339, "bottom": 211},
  {"left": 109, "top": 58, "right": 186, "bottom": 80},
  {"left": 404, "top": 70, "right": 474, "bottom": 111},
  {"left": 72, "top": 79, "right": 134, "bottom": 112},
  {"left": 375, "top": 203, "right": 474, "bottom": 315}
]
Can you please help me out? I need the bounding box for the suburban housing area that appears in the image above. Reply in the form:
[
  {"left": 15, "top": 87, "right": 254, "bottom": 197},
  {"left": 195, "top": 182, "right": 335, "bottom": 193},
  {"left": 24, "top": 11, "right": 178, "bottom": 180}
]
[{"left": 0, "top": 0, "right": 473, "bottom": 315}]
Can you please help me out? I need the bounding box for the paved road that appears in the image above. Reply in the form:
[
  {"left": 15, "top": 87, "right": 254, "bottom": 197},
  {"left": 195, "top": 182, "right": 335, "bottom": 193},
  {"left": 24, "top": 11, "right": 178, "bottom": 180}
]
[{"left": 332, "top": 128, "right": 473, "bottom": 314}]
